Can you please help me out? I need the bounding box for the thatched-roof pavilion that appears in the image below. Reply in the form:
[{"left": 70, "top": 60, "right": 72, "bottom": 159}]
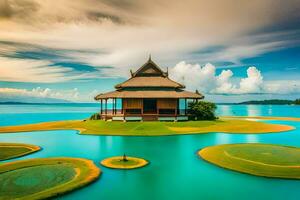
[{"left": 95, "top": 56, "right": 204, "bottom": 121}]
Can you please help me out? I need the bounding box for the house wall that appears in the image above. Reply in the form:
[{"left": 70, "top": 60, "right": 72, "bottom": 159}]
[
  {"left": 122, "top": 98, "right": 179, "bottom": 115},
  {"left": 123, "top": 98, "right": 178, "bottom": 110},
  {"left": 157, "top": 99, "right": 177, "bottom": 109},
  {"left": 123, "top": 98, "right": 143, "bottom": 109}
]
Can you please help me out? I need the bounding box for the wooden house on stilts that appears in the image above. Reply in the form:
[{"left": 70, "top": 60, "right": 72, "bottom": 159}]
[{"left": 95, "top": 56, "right": 204, "bottom": 121}]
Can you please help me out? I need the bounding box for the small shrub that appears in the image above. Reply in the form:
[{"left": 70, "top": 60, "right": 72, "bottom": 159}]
[
  {"left": 188, "top": 101, "right": 217, "bottom": 121},
  {"left": 89, "top": 113, "right": 101, "bottom": 120}
]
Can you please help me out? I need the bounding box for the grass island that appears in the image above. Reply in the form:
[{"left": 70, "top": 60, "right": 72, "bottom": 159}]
[
  {"left": 0, "top": 143, "right": 41, "bottom": 161},
  {"left": 199, "top": 143, "right": 300, "bottom": 179},
  {"left": 0, "top": 116, "right": 295, "bottom": 136},
  {"left": 0, "top": 157, "right": 100, "bottom": 200},
  {"left": 101, "top": 155, "right": 148, "bottom": 169}
]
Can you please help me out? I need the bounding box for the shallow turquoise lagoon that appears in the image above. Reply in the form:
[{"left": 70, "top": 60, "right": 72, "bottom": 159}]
[{"left": 0, "top": 104, "right": 300, "bottom": 200}]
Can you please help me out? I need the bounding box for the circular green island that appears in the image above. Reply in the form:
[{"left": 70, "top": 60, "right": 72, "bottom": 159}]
[
  {"left": 199, "top": 143, "right": 300, "bottom": 179},
  {"left": 0, "top": 143, "right": 41, "bottom": 161},
  {"left": 0, "top": 157, "right": 101, "bottom": 200},
  {"left": 101, "top": 155, "right": 148, "bottom": 169}
]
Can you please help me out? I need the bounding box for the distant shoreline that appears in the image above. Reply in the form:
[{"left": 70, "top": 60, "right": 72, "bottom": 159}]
[
  {"left": 0, "top": 99, "right": 299, "bottom": 106},
  {"left": 217, "top": 103, "right": 297, "bottom": 105},
  {"left": 0, "top": 102, "right": 99, "bottom": 105},
  {"left": 218, "top": 99, "right": 299, "bottom": 105}
]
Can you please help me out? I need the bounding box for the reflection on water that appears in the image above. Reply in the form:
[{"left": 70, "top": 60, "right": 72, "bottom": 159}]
[
  {"left": 214, "top": 133, "right": 259, "bottom": 144},
  {"left": 215, "top": 133, "right": 230, "bottom": 144},
  {"left": 267, "top": 105, "right": 273, "bottom": 115},
  {"left": 246, "top": 134, "right": 259, "bottom": 143},
  {"left": 216, "top": 105, "right": 300, "bottom": 117},
  {"left": 218, "top": 105, "right": 233, "bottom": 116},
  {"left": 247, "top": 105, "right": 262, "bottom": 116},
  {"left": 103, "top": 136, "right": 113, "bottom": 151}
]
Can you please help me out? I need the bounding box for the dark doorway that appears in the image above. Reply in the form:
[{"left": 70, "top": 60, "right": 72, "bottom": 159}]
[{"left": 143, "top": 99, "right": 157, "bottom": 114}]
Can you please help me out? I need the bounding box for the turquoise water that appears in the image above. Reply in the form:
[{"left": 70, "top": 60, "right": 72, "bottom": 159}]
[{"left": 0, "top": 104, "right": 300, "bottom": 200}]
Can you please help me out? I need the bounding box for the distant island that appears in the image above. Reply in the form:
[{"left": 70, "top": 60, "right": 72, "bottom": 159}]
[
  {"left": 0, "top": 102, "right": 71, "bottom": 105},
  {"left": 238, "top": 99, "right": 300, "bottom": 105},
  {"left": 0, "top": 102, "right": 99, "bottom": 106},
  {"left": 0, "top": 96, "right": 72, "bottom": 104}
]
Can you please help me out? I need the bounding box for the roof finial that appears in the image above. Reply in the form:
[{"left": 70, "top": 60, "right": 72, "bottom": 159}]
[
  {"left": 130, "top": 69, "right": 134, "bottom": 77},
  {"left": 148, "top": 54, "right": 152, "bottom": 61},
  {"left": 166, "top": 67, "right": 169, "bottom": 77}
]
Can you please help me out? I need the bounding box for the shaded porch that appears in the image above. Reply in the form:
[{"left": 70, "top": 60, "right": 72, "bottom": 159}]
[{"left": 98, "top": 98, "right": 198, "bottom": 121}]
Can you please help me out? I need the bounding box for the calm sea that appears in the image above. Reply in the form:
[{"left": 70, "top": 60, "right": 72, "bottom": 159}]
[{"left": 0, "top": 104, "right": 300, "bottom": 200}]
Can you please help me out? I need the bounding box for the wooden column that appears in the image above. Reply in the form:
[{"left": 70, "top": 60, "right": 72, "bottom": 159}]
[
  {"left": 113, "top": 98, "right": 115, "bottom": 115},
  {"left": 114, "top": 98, "right": 116, "bottom": 115},
  {"left": 105, "top": 99, "right": 107, "bottom": 115},
  {"left": 115, "top": 98, "right": 117, "bottom": 114},
  {"left": 100, "top": 99, "right": 103, "bottom": 115},
  {"left": 121, "top": 99, "right": 124, "bottom": 114},
  {"left": 111, "top": 98, "right": 115, "bottom": 115},
  {"left": 185, "top": 98, "right": 187, "bottom": 115},
  {"left": 175, "top": 99, "right": 178, "bottom": 116},
  {"left": 141, "top": 98, "right": 144, "bottom": 115},
  {"left": 116, "top": 98, "right": 118, "bottom": 114}
]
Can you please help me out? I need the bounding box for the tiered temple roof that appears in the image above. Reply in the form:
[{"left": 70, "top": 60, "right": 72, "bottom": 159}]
[{"left": 95, "top": 57, "right": 204, "bottom": 100}]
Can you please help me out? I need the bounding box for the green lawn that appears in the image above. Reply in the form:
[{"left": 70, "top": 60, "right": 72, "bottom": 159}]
[
  {"left": 0, "top": 158, "right": 100, "bottom": 200},
  {"left": 199, "top": 143, "right": 300, "bottom": 179},
  {"left": 0, "top": 117, "right": 294, "bottom": 136},
  {"left": 0, "top": 143, "right": 40, "bottom": 161}
]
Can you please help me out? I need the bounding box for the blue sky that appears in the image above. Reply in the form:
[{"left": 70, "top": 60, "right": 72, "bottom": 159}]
[{"left": 0, "top": 0, "right": 299, "bottom": 103}]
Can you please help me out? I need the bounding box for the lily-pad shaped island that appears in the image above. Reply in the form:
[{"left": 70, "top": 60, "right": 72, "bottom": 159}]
[
  {"left": 101, "top": 156, "right": 148, "bottom": 169},
  {"left": 0, "top": 143, "right": 41, "bottom": 161},
  {"left": 199, "top": 143, "right": 300, "bottom": 179},
  {"left": 0, "top": 158, "right": 100, "bottom": 200}
]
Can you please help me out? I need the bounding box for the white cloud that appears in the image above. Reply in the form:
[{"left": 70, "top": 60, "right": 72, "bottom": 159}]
[
  {"left": 169, "top": 62, "right": 217, "bottom": 93},
  {"left": 0, "top": 0, "right": 299, "bottom": 76},
  {"left": 1, "top": 62, "right": 299, "bottom": 103},
  {"left": 239, "top": 67, "right": 263, "bottom": 94},
  {"left": 0, "top": 0, "right": 299, "bottom": 100},
  {"left": 0, "top": 56, "right": 99, "bottom": 83},
  {"left": 214, "top": 70, "right": 235, "bottom": 94},
  {"left": 0, "top": 87, "right": 80, "bottom": 101},
  {"left": 0, "top": 57, "right": 69, "bottom": 82},
  {"left": 170, "top": 61, "right": 298, "bottom": 95}
]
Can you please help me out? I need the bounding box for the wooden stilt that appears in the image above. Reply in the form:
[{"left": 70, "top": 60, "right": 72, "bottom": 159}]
[
  {"left": 111, "top": 98, "right": 115, "bottom": 115},
  {"left": 100, "top": 99, "right": 103, "bottom": 115},
  {"left": 114, "top": 98, "right": 116, "bottom": 114},
  {"left": 105, "top": 99, "right": 107, "bottom": 115},
  {"left": 185, "top": 98, "right": 187, "bottom": 115},
  {"left": 175, "top": 99, "right": 178, "bottom": 122},
  {"left": 121, "top": 99, "right": 124, "bottom": 114}
]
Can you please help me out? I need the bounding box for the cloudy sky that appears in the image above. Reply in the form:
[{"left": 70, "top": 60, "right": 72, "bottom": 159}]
[{"left": 0, "top": 0, "right": 300, "bottom": 103}]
